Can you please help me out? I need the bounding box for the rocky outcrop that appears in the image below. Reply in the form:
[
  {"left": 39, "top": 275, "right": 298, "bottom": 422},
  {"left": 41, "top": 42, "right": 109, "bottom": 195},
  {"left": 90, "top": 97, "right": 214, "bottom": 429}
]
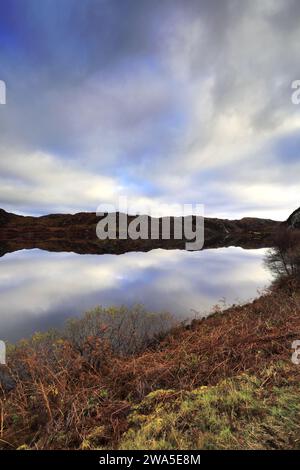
[
  {"left": 286, "top": 207, "right": 300, "bottom": 229},
  {"left": 0, "top": 208, "right": 281, "bottom": 257},
  {"left": 0, "top": 208, "right": 14, "bottom": 225}
]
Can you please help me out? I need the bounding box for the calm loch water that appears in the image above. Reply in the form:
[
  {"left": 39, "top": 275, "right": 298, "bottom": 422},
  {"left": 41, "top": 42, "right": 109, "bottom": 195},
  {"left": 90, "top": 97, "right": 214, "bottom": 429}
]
[{"left": 0, "top": 247, "right": 273, "bottom": 342}]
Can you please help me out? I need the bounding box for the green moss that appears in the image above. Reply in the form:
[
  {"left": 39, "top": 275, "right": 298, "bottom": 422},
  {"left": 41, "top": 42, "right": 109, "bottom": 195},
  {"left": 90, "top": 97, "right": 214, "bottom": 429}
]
[
  {"left": 119, "top": 364, "right": 300, "bottom": 450},
  {"left": 81, "top": 426, "right": 106, "bottom": 450},
  {"left": 17, "top": 444, "right": 30, "bottom": 450}
]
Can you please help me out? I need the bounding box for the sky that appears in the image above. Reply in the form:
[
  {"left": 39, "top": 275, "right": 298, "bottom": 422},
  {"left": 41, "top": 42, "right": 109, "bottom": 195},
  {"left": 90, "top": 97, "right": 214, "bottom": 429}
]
[{"left": 0, "top": 0, "right": 300, "bottom": 220}]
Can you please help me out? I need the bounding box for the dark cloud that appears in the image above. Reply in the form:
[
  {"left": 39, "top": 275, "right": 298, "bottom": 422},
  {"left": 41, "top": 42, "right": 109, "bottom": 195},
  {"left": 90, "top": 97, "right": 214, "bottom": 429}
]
[{"left": 0, "top": 0, "right": 300, "bottom": 218}]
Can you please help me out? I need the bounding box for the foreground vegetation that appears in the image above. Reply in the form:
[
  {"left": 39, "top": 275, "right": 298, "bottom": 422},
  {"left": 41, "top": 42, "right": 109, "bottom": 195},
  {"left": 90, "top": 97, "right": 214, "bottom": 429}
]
[
  {"left": 1, "top": 234, "right": 300, "bottom": 450},
  {"left": 1, "top": 278, "right": 300, "bottom": 449},
  {"left": 120, "top": 362, "right": 300, "bottom": 450}
]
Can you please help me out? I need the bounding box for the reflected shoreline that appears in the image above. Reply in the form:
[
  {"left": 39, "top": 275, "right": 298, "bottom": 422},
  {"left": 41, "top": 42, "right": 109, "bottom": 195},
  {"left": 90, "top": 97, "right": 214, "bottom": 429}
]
[{"left": 0, "top": 235, "right": 277, "bottom": 258}]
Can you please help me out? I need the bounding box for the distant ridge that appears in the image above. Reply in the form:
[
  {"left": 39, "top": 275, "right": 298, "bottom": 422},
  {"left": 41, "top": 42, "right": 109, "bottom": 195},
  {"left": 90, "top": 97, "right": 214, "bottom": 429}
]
[{"left": 0, "top": 208, "right": 281, "bottom": 257}]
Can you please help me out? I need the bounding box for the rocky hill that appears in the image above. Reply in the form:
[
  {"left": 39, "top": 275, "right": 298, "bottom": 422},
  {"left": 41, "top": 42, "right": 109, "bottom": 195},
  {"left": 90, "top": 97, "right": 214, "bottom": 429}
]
[{"left": 286, "top": 207, "right": 300, "bottom": 229}]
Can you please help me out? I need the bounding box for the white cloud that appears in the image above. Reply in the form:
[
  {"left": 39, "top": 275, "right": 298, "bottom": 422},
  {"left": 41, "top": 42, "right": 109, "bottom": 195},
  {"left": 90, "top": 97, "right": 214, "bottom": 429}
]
[{"left": 0, "top": 148, "right": 120, "bottom": 213}]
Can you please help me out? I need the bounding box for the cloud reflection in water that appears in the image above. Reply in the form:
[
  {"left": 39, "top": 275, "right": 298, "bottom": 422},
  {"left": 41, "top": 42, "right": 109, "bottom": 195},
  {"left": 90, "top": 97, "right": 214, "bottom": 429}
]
[{"left": 0, "top": 247, "right": 272, "bottom": 341}]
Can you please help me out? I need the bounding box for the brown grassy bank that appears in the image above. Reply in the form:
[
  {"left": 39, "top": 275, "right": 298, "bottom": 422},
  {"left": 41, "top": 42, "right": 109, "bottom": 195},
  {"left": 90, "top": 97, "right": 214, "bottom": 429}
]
[{"left": 1, "top": 275, "right": 300, "bottom": 450}]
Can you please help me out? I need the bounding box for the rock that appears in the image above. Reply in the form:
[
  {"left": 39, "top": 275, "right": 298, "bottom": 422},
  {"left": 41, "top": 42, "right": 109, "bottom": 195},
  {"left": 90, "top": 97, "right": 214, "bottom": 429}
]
[
  {"left": 0, "top": 209, "right": 10, "bottom": 225},
  {"left": 287, "top": 207, "right": 300, "bottom": 229}
]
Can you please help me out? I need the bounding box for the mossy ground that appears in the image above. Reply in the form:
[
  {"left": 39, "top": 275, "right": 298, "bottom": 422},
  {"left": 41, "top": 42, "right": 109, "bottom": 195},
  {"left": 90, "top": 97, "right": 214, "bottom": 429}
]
[{"left": 119, "top": 362, "right": 300, "bottom": 450}]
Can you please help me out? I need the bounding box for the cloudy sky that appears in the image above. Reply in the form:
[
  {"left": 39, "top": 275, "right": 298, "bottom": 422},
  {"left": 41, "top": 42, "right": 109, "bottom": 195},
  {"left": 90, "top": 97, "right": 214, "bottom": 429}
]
[{"left": 0, "top": 0, "right": 299, "bottom": 220}]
